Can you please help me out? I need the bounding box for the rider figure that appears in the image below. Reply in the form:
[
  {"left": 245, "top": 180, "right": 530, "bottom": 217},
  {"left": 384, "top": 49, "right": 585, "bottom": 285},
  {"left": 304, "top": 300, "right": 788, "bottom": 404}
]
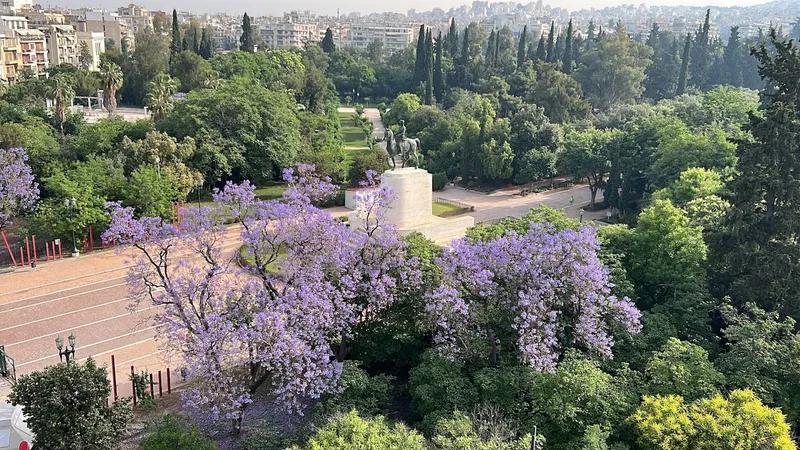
[{"left": 395, "top": 120, "right": 406, "bottom": 146}]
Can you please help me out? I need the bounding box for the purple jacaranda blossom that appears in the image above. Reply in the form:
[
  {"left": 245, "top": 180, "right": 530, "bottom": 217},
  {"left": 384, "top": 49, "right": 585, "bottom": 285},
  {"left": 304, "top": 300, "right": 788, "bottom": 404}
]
[
  {"left": 0, "top": 147, "right": 39, "bottom": 230},
  {"left": 103, "top": 164, "right": 417, "bottom": 432},
  {"left": 426, "top": 223, "right": 641, "bottom": 372}
]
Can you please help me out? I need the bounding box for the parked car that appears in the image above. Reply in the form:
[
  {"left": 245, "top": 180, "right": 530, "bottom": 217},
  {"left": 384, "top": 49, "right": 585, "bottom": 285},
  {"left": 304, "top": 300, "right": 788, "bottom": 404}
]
[{"left": 0, "top": 403, "right": 32, "bottom": 449}]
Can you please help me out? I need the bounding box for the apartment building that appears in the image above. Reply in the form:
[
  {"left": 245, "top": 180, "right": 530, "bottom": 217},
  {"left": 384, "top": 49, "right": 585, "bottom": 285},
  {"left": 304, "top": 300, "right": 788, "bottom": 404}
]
[
  {"left": 347, "top": 23, "right": 414, "bottom": 54},
  {"left": 66, "top": 10, "right": 129, "bottom": 51},
  {"left": 14, "top": 28, "right": 45, "bottom": 75},
  {"left": 0, "top": 15, "right": 26, "bottom": 30},
  {"left": 40, "top": 24, "right": 77, "bottom": 67},
  {"left": 0, "top": 33, "right": 20, "bottom": 83},
  {"left": 259, "top": 21, "right": 318, "bottom": 49},
  {"left": 116, "top": 3, "right": 152, "bottom": 33},
  {"left": 24, "top": 11, "right": 65, "bottom": 25},
  {"left": 76, "top": 30, "right": 104, "bottom": 70},
  {"left": 0, "top": 0, "right": 30, "bottom": 15}
]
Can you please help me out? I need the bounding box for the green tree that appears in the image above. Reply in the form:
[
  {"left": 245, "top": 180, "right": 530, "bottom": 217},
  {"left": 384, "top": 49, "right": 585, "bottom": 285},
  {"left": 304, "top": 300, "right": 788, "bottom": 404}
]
[
  {"left": 198, "top": 27, "right": 214, "bottom": 59},
  {"left": 78, "top": 41, "right": 93, "bottom": 70},
  {"left": 124, "top": 165, "right": 181, "bottom": 218},
  {"left": 47, "top": 73, "right": 75, "bottom": 136},
  {"left": 562, "top": 19, "right": 573, "bottom": 73},
  {"left": 448, "top": 18, "right": 458, "bottom": 57},
  {"left": 9, "top": 358, "right": 132, "bottom": 450},
  {"left": 546, "top": 21, "right": 555, "bottom": 62},
  {"left": 689, "top": 9, "right": 715, "bottom": 91},
  {"left": 239, "top": 13, "right": 254, "bottom": 53},
  {"left": 424, "top": 29, "right": 434, "bottom": 105},
  {"left": 517, "top": 25, "right": 528, "bottom": 69},
  {"left": 414, "top": 24, "right": 427, "bottom": 86},
  {"left": 575, "top": 32, "right": 653, "bottom": 110},
  {"left": 100, "top": 60, "right": 123, "bottom": 114},
  {"left": 384, "top": 93, "right": 421, "bottom": 127},
  {"left": 561, "top": 128, "right": 618, "bottom": 208},
  {"left": 722, "top": 26, "right": 744, "bottom": 86},
  {"left": 632, "top": 390, "right": 797, "bottom": 450},
  {"left": 169, "top": 50, "right": 212, "bottom": 92},
  {"left": 170, "top": 9, "right": 182, "bottom": 57},
  {"left": 432, "top": 411, "right": 534, "bottom": 450},
  {"left": 139, "top": 414, "right": 217, "bottom": 450},
  {"left": 434, "top": 31, "right": 445, "bottom": 104},
  {"left": 644, "top": 24, "right": 681, "bottom": 101},
  {"left": 645, "top": 337, "right": 724, "bottom": 401},
  {"left": 321, "top": 27, "right": 336, "bottom": 54},
  {"left": 522, "top": 62, "right": 590, "bottom": 123},
  {"left": 146, "top": 72, "right": 179, "bottom": 122},
  {"left": 654, "top": 167, "right": 724, "bottom": 205},
  {"left": 677, "top": 34, "right": 691, "bottom": 96},
  {"left": 536, "top": 35, "right": 546, "bottom": 61},
  {"left": 289, "top": 411, "right": 428, "bottom": 450}
]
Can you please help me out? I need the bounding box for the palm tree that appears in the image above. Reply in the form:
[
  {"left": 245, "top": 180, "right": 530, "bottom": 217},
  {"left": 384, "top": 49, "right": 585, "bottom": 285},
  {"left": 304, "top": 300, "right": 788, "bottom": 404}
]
[
  {"left": 146, "top": 72, "right": 179, "bottom": 122},
  {"left": 99, "top": 61, "right": 123, "bottom": 114},
  {"left": 48, "top": 74, "right": 75, "bottom": 137}
]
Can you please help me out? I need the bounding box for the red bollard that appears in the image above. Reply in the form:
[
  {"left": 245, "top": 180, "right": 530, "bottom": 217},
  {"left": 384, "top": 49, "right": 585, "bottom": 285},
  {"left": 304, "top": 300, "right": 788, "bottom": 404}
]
[
  {"left": 131, "top": 365, "right": 136, "bottom": 407},
  {"left": 149, "top": 373, "right": 155, "bottom": 397},
  {"left": 19, "top": 247, "right": 24, "bottom": 266},
  {"left": 111, "top": 355, "right": 118, "bottom": 400},
  {"left": 58, "top": 240, "right": 63, "bottom": 259},
  {"left": 25, "top": 236, "right": 30, "bottom": 265},
  {"left": 1, "top": 231, "right": 16, "bottom": 267},
  {"left": 158, "top": 371, "right": 163, "bottom": 397},
  {"left": 89, "top": 226, "right": 93, "bottom": 252},
  {"left": 32, "top": 235, "right": 37, "bottom": 263},
  {"left": 166, "top": 368, "right": 171, "bottom": 394}
]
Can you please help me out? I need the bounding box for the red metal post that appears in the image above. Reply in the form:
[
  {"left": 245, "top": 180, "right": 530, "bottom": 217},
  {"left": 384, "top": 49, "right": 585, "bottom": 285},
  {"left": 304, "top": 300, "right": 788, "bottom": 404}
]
[
  {"left": 25, "top": 236, "right": 30, "bottom": 265},
  {"left": 19, "top": 247, "right": 24, "bottom": 266},
  {"left": 158, "top": 371, "right": 163, "bottom": 397},
  {"left": 59, "top": 240, "right": 62, "bottom": 259},
  {"left": 1, "top": 231, "right": 16, "bottom": 267},
  {"left": 111, "top": 355, "right": 118, "bottom": 400},
  {"left": 166, "top": 368, "right": 171, "bottom": 394},
  {"left": 31, "top": 235, "right": 37, "bottom": 263},
  {"left": 89, "top": 226, "right": 93, "bottom": 252},
  {"left": 45, "top": 242, "right": 50, "bottom": 261},
  {"left": 131, "top": 365, "right": 136, "bottom": 407}
]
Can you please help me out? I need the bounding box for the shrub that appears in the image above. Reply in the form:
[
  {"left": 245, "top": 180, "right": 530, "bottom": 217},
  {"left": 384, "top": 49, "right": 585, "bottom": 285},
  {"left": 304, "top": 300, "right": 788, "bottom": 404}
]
[
  {"left": 315, "top": 361, "right": 394, "bottom": 418},
  {"left": 432, "top": 172, "right": 449, "bottom": 191},
  {"left": 347, "top": 150, "right": 388, "bottom": 187},
  {"left": 409, "top": 350, "right": 478, "bottom": 434},
  {"left": 289, "top": 410, "right": 428, "bottom": 450},
  {"left": 139, "top": 414, "right": 217, "bottom": 450}
]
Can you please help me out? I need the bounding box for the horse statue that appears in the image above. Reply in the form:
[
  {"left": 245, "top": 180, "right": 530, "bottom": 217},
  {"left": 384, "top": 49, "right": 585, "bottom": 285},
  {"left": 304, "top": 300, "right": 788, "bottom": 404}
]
[{"left": 384, "top": 128, "right": 421, "bottom": 170}]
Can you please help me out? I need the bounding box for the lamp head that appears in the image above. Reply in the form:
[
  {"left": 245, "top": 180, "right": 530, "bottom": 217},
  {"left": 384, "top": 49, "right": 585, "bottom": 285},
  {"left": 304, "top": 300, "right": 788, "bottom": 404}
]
[
  {"left": 55, "top": 336, "right": 63, "bottom": 351},
  {"left": 68, "top": 333, "right": 76, "bottom": 348}
]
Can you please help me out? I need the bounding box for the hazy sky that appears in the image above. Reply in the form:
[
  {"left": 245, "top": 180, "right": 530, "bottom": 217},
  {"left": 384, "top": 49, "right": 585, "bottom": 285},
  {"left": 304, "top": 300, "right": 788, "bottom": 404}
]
[{"left": 44, "top": 0, "right": 771, "bottom": 17}]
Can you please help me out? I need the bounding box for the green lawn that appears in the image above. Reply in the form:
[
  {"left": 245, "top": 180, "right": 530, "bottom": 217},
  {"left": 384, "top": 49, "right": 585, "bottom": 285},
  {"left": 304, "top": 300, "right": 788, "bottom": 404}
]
[
  {"left": 433, "top": 202, "right": 466, "bottom": 217},
  {"left": 338, "top": 112, "right": 370, "bottom": 149},
  {"left": 238, "top": 245, "right": 286, "bottom": 272},
  {"left": 254, "top": 184, "right": 287, "bottom": 201}
]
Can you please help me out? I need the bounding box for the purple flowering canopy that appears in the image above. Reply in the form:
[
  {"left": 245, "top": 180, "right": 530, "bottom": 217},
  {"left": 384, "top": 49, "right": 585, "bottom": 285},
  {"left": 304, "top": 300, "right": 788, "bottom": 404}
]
[
  {"left": 426, "top": 224, "right": 642, "bottom": 371},
  {"left": 103, "top": 164, "right": 415, "bottom": 430},
  {"left": 0, "top": 147, "right": 39, "bottom": 230}
]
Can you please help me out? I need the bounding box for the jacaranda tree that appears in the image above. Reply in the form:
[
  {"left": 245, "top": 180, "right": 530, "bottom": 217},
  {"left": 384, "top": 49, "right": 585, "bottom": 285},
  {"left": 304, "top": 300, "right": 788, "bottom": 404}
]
[
  {"left": 426, "top": 223, "right": 642, "bottom": 370},
  {"left": 103, "top": 165, "right": 416, "bottom": 432},
  {"left": 0, "top": 147, "right": 39, "bottom": 230}
]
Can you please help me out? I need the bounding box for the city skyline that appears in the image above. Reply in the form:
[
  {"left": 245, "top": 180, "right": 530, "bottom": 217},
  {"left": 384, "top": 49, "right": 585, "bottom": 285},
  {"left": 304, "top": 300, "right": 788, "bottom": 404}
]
[{"left": 37, "top": 0, "right": 773, "bottom": 17}]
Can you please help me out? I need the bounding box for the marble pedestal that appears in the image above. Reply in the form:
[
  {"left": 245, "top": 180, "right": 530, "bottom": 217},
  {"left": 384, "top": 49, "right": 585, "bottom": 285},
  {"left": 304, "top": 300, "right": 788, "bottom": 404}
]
[{"left": 348, "top": 168, "right": 474, "bottom": 244}]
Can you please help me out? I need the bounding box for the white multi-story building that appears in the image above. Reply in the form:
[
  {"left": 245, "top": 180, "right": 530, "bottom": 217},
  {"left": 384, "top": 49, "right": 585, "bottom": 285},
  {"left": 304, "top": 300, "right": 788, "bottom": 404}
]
[
  {"left": 40, "top": 24, "right": 77, "bottom": 67},
  {"left": 0, "top": 0, "right": 29, "bottom": 16},
  {"left": 76, "top": 30, "right": 104, "bottom": 71},
  {"left": 117, "top": 3, "right": 152, "bottom": 34},
  {"left": 259, "top": 21, "right": 318, "bottom": 49},
  {"left": 347, "top": 23, "right": 415, "bottom": 54},
  {"left": 0, "top": 15, "right": 27, "bottom": 31}
]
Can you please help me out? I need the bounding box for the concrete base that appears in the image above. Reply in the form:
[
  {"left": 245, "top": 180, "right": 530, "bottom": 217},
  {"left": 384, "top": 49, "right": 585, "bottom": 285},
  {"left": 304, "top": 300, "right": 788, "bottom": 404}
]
[{"left": 347, "top": 167, "right": 475, "bottom": 244}]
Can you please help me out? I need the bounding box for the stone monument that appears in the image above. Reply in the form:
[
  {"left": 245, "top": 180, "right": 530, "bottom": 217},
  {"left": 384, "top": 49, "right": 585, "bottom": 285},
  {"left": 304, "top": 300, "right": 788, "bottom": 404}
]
[{"left": 348, "top": 167, "right": 474, "bottom": 244}]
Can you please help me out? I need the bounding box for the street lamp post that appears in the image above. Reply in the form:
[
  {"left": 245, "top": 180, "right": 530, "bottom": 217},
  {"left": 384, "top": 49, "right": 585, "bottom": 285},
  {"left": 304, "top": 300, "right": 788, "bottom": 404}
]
[
  {"left": 56, "top": 333, "right": 76, "bottom": 363},
  {"left": 64, "top": 197, "right": 79, "bottom": 257},
  {"left": 580, "top": 208, "right": 585, "bottom": 223}
]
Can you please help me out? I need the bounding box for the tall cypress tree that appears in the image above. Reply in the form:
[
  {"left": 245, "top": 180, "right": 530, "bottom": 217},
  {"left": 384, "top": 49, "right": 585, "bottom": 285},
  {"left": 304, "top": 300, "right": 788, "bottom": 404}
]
[
  {"left": 546, "top": 21, "right": 555, "bottom": 62},
  {"left": 536, "top": 34, "right": 546, "bottom": 61},
  {"left": 434, "top": 31, "right": 444, "bottom": 103},
  {"left": 493, "top": 27, "right": 501, "bottom": 67},
  {"left": 425, "top": 30, "right": 434, "bottom": 105},
  {"left": 414, "top": 24, "right": 427, "bottom": 86},
  {"left": 690, "top": 9, "right": 712, "bottom": 89},
  {"left": 193, "top": 23, "right": 200, "bottom": 53},
  {"left": 448, "top": 18, "right": 458, "bottom": 58},
  {"left": 321, "top": 28, "right": 335, "bottom": 53},
  {"left": 723, "top": 26, "right": 744, "bottom": 86},
  {"left": 677, "top": 33, "right": 691, "bottom": 95},
  {"left": 170, "top": 9, "right": 182, "bottom": 57},
  {"left": 486, "top": 29, "right": 497, "bottom": 69},
  {"left": 456, "top": 25, "right": 470, "bottom": 87},
  {"left": 517, "top": 25, "right": 528, "bottom": 69},
  {"left": 562, "top": 19, "right": 573, "bottom": 73},
  {"left": 712, "top": 30, "right": 800, "bottom": 316},
  {"left": 199, "top": 27, "right": 213, "bottom": 59},
  {"left": 240, "top": 12, "right": 254, "bottom": 53}
]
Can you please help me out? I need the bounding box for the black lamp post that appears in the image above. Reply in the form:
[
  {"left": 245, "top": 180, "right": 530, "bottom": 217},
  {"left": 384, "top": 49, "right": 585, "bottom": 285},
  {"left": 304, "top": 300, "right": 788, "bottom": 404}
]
[
  {"left": 580, "top": 208, "right": 585, "bottom": 223},
  {"left": 56, "top": 333, "right": 76, "bottom": 363},
  {"left": 64, "top": 197, "right": 78, "bottom": 256}
]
